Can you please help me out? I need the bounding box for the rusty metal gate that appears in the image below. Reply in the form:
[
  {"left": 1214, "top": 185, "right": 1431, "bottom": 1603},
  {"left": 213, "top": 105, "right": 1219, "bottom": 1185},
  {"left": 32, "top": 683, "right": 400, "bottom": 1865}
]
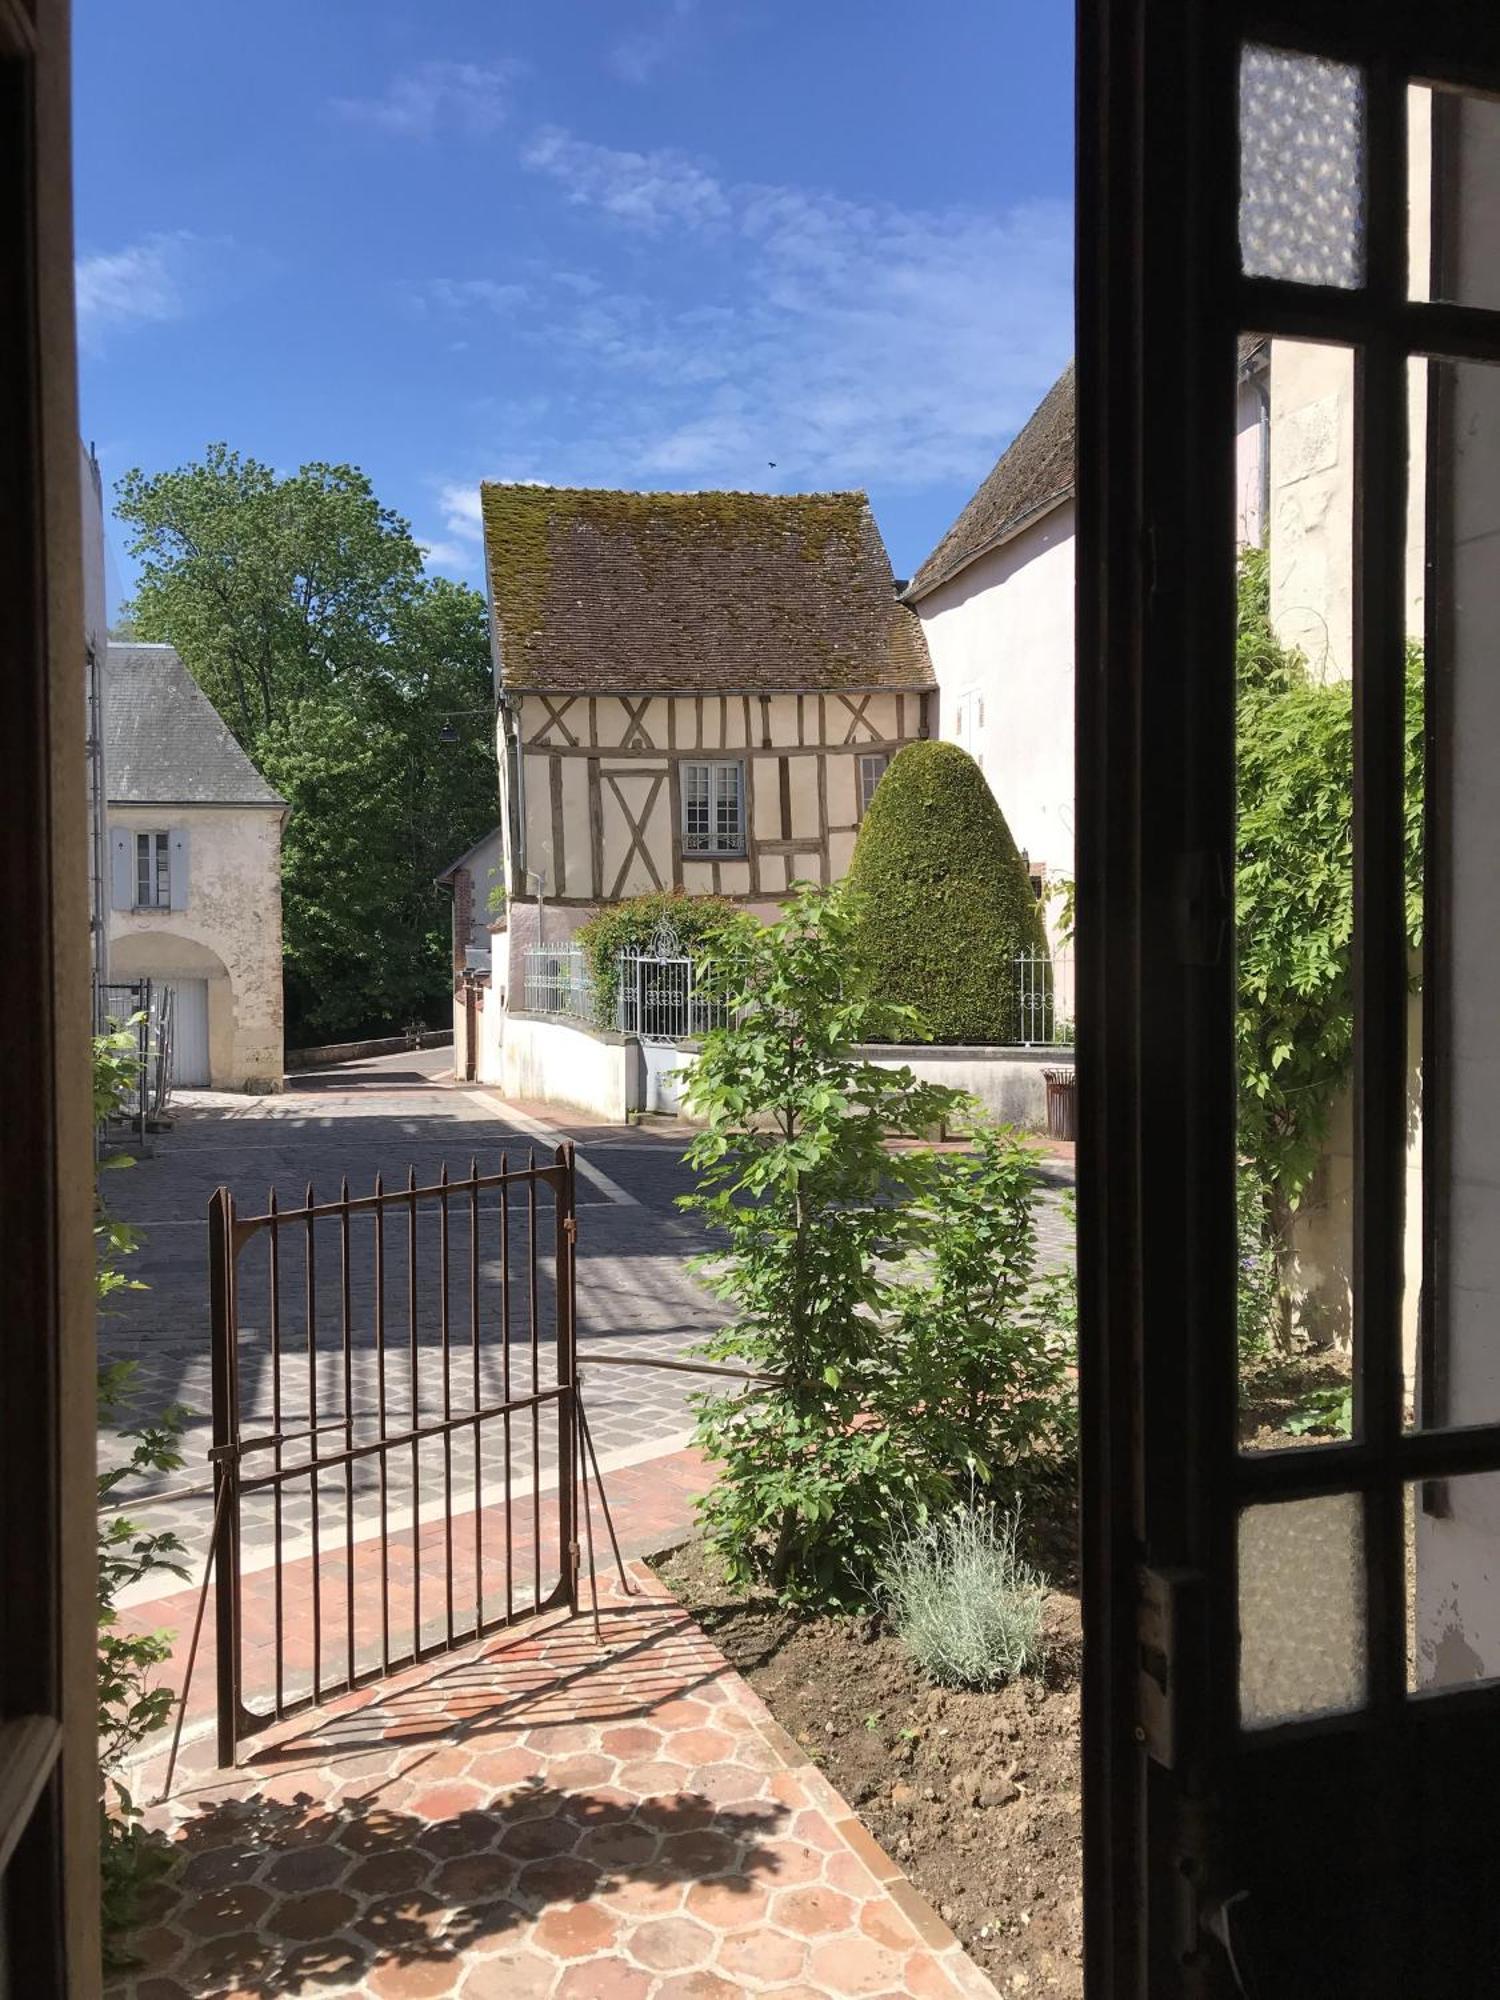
[{"left": 207, "top": 1146, "right": 581, "bottom": 1766}]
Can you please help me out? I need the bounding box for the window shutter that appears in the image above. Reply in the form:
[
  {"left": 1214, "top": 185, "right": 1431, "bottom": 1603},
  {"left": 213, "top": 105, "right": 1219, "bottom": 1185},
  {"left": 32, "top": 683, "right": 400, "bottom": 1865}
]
[
  {"left": 109, "top": 828, "right": 132, "bottom": 910},
  {"left": 168, "top": 828, "right": 190, "bottom": 911}
]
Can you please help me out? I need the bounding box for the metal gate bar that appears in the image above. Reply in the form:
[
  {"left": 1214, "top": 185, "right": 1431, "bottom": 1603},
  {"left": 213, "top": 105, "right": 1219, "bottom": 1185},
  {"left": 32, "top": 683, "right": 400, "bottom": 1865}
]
[{"left": 210, "top": 1146, "right": 578, "bottom": 1766}]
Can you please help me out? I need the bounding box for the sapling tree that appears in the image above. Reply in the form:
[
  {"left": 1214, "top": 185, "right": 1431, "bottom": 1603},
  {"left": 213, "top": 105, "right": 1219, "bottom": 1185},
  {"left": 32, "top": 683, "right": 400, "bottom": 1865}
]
[{"left": 681, "top": 886, "right": 965, "bottom": 1608}]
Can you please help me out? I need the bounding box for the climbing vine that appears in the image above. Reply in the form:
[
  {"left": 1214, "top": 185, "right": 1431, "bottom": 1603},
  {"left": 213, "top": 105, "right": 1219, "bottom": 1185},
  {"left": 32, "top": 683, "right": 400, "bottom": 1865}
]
[{"left": 1234, "top": 548, "right": 1424, "bottom": 1330}]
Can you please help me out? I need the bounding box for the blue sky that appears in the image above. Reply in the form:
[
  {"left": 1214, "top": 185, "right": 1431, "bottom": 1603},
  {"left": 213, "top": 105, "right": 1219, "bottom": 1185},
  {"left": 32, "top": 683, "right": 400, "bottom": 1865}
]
[{"left": 74, "top": 1, "right": 1073, "bottom": 607}]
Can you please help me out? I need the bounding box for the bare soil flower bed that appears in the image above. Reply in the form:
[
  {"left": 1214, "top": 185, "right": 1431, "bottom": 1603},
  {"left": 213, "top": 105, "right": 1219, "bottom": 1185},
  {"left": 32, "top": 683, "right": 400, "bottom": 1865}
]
[{"left": 654, "top": 1538, "right": 1084, "bottom": 1995}]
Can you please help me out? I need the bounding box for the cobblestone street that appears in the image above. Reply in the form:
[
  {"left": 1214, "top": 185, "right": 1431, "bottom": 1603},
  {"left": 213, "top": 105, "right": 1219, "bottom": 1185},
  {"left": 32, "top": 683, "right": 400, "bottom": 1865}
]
[{"left": 102, "top": 1051, "right": 727, "bottom": 1578}]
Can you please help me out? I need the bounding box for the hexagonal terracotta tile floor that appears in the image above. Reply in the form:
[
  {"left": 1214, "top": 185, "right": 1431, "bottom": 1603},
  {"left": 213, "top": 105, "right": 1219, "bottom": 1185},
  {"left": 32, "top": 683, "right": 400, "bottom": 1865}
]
[{"left": 108, "top": 1564, "right": 997, "bottom": 1999}]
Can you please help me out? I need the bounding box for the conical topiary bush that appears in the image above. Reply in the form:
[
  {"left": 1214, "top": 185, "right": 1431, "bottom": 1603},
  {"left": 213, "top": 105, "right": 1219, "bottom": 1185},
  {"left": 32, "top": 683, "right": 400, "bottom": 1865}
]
[{"left": 845, "top": 739, "right": 1046, "bottom": 1043}]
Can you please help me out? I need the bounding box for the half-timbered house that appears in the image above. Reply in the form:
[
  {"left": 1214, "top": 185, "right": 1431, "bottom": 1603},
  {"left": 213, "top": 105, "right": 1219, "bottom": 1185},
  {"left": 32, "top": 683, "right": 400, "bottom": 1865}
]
[{"left": 480, "top": 485, "right": 935, "bottom": 986}]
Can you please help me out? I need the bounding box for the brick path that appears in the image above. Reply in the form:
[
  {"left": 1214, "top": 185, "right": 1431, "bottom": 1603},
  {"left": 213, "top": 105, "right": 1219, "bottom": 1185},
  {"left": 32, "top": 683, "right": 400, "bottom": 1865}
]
[
  {"left": 120, "top": 1444, "right": 717, "bottom": 1745},
  {"left": 110, "top": 1564, "right": 999, "bottom": 2000}
]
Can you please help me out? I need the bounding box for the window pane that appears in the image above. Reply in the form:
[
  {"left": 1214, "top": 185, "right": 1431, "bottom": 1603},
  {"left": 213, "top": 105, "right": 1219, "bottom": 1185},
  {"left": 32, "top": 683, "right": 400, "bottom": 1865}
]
[
  {"left": 684, "top": 764, "right": 710, "bottom": 850},
  {"left": 1410, "top": 84, "right": 1500, "bottom": 310},
  {"left": 1239, "top": 44, "right": 1365, "bottom": 289},
  {"left": 1412, "top": 357, "right": 1500, "bottom": 1431},
  {"left": 1239, "top": 1493, "right": 1367, "bottom": 1727},
  {"left": 1409, "top": 1473, "right": 1500, "bottom": 1692},
  {"left": 1237, "top": 337, "right": 1358, "bottom": 1450}
]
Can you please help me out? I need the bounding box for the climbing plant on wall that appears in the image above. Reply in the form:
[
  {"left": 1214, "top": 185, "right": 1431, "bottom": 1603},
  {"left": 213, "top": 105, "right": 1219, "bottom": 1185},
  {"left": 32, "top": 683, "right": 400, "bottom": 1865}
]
[{"left": 1234, "top": 546, "right": 1424, "bottom": 1336}]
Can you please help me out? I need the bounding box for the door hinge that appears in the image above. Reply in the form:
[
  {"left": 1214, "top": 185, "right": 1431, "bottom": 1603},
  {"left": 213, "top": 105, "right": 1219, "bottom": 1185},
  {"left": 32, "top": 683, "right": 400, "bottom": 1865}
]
[
  {"left": 1137, "top": 1564, "right": 1205, "bottom": 1769},
  {"left": 564, "top": 1216, "right": 577, "bottom": 1244}
]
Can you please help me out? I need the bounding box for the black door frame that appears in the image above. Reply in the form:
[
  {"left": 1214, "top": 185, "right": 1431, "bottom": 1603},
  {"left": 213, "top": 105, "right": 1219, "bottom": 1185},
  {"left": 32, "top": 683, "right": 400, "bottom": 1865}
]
[{"left": 1077, "top": 3, "right": 1500, "bottom": 1994}]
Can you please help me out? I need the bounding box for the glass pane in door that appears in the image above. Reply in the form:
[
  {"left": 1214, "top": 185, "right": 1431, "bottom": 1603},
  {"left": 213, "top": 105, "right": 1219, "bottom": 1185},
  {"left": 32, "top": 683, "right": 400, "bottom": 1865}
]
[
  {"left": 1239, "top": 1493, "right": 1367, "bottom": 1726},
  {"left": 1239, "top": 45, "right": 1366, "bottom": 288},
  {"left": 1236, "top": 336, "right": 1359, "bottom": 1450}
]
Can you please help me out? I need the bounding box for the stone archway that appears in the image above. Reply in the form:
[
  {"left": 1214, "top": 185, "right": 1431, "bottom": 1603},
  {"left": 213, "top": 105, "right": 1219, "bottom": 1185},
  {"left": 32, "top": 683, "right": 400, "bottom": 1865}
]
[{"left": 108, "top": 930, "right": 234, "bottom": 1088}]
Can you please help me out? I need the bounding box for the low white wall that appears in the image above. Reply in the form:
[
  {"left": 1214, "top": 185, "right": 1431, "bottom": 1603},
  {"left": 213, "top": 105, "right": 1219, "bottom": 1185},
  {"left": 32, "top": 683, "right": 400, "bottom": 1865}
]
[
  {"left": 855, "top": 1044, "right": 1066, "bottom": 1131},
  {"left": 500, "top": 1011, "right": 640, "bottom": 1122}
]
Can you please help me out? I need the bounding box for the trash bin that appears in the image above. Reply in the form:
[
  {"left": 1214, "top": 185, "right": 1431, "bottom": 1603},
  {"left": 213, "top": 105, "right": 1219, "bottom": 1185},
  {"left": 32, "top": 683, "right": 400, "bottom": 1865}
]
[{"left": 1042, "top": 1065, "right": 1077, "bottom": 1141}]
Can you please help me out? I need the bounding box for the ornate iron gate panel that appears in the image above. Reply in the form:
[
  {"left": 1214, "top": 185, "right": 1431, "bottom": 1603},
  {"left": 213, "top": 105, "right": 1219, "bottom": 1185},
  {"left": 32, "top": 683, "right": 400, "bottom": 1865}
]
[{"left": 208, "top": 1147, "right": 578, "bottom": 1766}]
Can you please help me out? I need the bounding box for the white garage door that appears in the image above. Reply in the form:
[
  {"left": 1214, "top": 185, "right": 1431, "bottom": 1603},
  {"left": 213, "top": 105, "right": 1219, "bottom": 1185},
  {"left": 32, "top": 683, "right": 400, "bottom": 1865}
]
[{"left": 163, "top": 978, "right": 210, "bottom": 1087}]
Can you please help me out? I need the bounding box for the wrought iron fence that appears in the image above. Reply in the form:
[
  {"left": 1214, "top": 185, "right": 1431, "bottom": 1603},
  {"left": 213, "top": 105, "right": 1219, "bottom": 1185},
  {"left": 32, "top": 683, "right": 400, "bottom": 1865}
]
[
  {"left": 521, "top": 944, "right": 598, "bottom": 1024},
  {"left": 614, "top": 949, "right": 730, "bottom": 1043},
  {"left": 1014, "top": 950, "right": 1075, "bottom": 1049}
]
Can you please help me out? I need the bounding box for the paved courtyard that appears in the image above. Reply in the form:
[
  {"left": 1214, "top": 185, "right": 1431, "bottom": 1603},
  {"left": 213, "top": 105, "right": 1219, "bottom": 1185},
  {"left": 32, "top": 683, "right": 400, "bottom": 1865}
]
[
  {"left": 101, "top": 1049, "right": 1074, "bottom": 1603},
  {"left": 101, "top": 1051, "right": 723, "bottom": 1579}
]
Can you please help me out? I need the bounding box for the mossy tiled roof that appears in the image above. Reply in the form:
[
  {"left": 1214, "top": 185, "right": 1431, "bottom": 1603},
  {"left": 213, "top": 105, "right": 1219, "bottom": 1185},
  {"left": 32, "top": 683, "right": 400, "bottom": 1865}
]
[{"left": 480, "top": 484, "right": 933, "bottom": 694}]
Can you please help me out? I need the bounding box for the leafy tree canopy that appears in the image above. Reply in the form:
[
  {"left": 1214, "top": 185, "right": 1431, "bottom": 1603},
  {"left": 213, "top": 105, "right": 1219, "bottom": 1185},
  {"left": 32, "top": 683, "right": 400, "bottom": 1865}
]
[
  {"left": 844, "top": 739, "right": 1047, "bottom": 1044},
  {"left": 115, "top": 448, "right": 498, "bottom": 1042}
]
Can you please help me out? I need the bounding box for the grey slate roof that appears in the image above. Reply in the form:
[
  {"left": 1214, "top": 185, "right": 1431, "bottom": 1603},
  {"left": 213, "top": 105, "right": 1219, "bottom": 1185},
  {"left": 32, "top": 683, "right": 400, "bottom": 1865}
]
[
  {"left": 481, "top": 485, "right": 933, "bottom": 694},
  {"left": 104, "top": 644, "right": 284, "bottom": 807},
  {"left": 904, "top": 365, "right": 1076, "bottom": 603}
]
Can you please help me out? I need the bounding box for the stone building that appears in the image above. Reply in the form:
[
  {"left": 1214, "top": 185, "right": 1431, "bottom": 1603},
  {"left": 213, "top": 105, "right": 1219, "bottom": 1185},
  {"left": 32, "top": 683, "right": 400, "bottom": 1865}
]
[{"left": 105, "top": 642, "right": 286, "bottom": 1089}]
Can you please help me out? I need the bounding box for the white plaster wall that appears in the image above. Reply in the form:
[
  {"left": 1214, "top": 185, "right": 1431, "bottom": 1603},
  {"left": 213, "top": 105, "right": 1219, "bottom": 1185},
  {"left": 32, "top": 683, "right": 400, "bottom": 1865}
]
[
  {"left": 476, "top": 976, "right": 505, "bottom": 1088},
  {"left": 108, "top": 803, "right": 284, "bottom": 1088},
  {"left": 855, "top": 1045, "right": 1062, "bottom": 1132},
  {"left": 501, "top": 1014, "right": 638, "bottom": 1122},
  {"left": 918, "top": 499, "right": 1077, "bottom": 932}
]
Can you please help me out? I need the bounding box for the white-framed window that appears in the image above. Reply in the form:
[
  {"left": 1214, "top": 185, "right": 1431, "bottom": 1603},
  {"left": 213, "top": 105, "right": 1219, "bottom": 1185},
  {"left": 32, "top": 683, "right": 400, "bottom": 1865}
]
[
  {"left": 135, "top": 830, "right": 172, "bottom": 909},
  {"left": 681, "top": 759, "right": 745, "bottom": 855},
  {"left": 857, "top": 752, "right": 890, "bottom": 817},
  {"left": 111, "top": 825, "right": 189, "bottom": 913}
]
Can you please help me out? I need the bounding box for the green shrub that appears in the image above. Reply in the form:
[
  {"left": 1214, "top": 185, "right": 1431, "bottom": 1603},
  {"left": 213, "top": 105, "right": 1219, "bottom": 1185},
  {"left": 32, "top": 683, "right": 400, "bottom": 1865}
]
[
  {"left": 844, "top": 740, "right": 1046, "bottom": 1044},
  {"left": 577, "top": 889, "right": 736, "bottom": 1024},
  {"left": 682, "top": 885, "right": 967, "bottom": 1609},
  {"left": 889, "top": 1124, "right": 1077, "bottom": 1499},
  {"left": 879, "top": 1499, "right": 1046, "bottom": 1689},
  {"left": 681, "top": 887, "right": 1078, "bottom": 1609}
]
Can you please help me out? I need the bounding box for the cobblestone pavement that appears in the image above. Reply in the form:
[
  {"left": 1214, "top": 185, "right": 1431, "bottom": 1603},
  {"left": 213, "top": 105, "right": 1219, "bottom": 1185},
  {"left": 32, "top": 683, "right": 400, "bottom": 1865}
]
[
  {"left": 103, "top": 1051, "right": 1075, "bottom": 1581},
  {"left": 102, "top": 1052, "right": 721, "bottom": 1575},
  {"left": 110, "top": 1563, "right": 1000, "bottom": 2000}
]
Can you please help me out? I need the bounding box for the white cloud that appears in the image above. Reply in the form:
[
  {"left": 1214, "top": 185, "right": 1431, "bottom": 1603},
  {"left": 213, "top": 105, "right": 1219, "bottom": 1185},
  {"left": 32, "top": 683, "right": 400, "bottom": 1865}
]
[
  {"left": 470, "top": 131, "right": 1073, "bottom": 498},
  {"left": 75, "top": 231, "right": 199, "bottom": 347},
  {"left": 332, "top": 61, "right": 518, "bottom": 140},
  {"left": 437, "top": 483, "right": 485, "bottom": 541},
  {"left": 611, "top": 0, "right": 698, "bottom": 83},
  {"left": 418, "top": 538, "right": 473, "bottom": 572},
  {"left": 522, "top": 127, "right": 731, "bottom": 233}
]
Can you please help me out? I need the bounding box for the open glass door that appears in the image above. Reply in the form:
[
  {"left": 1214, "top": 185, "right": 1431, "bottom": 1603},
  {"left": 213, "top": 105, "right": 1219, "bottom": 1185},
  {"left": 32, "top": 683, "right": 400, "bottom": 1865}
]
[{"left": 1078, "top": 3, "right": 1500, "bottom": 1994}]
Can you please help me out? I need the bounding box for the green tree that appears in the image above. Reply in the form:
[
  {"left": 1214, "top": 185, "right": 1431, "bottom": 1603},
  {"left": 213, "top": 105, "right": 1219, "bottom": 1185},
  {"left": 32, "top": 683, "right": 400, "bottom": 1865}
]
[
  {"left": 682, "top": 886, "right": 965, "bottom": 1607},
  {"left": 115, "top": 449, "right": 498, "bottom": 1041},
  {"left": 116, "top": 447, "right": 423, "bottom": 751},
  {"left": 844, "top": 739, "right": 1047, "bottom": 1044}
]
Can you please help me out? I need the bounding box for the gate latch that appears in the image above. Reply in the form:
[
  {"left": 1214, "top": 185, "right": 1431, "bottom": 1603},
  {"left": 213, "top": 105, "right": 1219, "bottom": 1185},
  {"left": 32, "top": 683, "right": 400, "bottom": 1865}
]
[{"left": 1137, "top": 1565, "right": 1205, "bottom": 1769}]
